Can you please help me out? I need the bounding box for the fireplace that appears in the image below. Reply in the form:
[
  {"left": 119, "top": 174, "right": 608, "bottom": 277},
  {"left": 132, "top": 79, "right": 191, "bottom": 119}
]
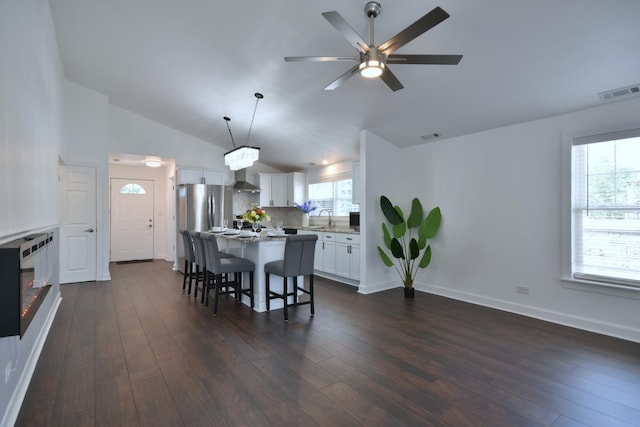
[{"left": 0, "top": 231, "right": 56, "bottom": 338}]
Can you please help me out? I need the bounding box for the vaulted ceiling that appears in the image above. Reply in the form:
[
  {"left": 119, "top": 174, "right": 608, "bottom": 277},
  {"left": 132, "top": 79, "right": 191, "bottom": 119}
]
[{"left": 50, "top": 0, "right": 640, "bottom": 171}]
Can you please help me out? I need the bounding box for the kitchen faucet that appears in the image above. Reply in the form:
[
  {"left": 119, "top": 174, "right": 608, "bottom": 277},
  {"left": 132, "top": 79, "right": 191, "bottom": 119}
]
[{"left": 318, "top": 209, "right": 332, "bottom": 228}]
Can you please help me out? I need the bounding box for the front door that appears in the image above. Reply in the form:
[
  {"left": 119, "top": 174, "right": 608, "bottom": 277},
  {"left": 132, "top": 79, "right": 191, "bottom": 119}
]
[
  {"left": 59, "top": 165, "right": 97, "bottom": 283},
  {"left": 110, "top": 178, "right": 154, "bottom": 262}
]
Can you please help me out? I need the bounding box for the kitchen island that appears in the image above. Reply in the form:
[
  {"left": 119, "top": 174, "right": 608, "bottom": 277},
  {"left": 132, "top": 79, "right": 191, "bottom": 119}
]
[{"left": 208, "top": 231, "right": 291, "bottom": 312}]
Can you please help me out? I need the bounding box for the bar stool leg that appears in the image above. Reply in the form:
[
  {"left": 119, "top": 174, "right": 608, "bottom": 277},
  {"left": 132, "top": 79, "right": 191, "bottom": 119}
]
[
  {"left": 283, "top": 277, "right": 289, "bottom": 322},
  {"left": 310, "top": 274, "right": 315, "bottom": 315},
  {"left": 293, "top": 277, "right": 298, "bottom": 306},
  {"left": 249, "top": 272, "right": 254, "bottom": 308},
  {"left": 182, "top": 260, "right": 189, "bottom": 291},
  {"left": 266, "top": 273, "right": 271, "bottom": 311},
  {"left": 213, "top": 273, "right": 222, "bottom": 315}
]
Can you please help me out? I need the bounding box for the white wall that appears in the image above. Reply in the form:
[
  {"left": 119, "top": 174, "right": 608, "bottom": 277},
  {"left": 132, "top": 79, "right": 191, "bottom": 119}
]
[
  {"left": 109, "top": 106, "right": 231, "bottom": 174},
  {"left": 0, "top": 0, "right": 63, "bottom": 424},
  {"left": 60, "top": 80, "right": 111, "bottom": 279},
  {"left": 362, "top": 97, "right": 640, "bottom": 342},
  {"left": 359, "top": 130, "right": 408, "bottom": 294},
  {"left": 0, "top": 0, "right": 61, "bottom": 237},
  {"left": 306, "top": 159, "right": 353, "bottom": 183}
]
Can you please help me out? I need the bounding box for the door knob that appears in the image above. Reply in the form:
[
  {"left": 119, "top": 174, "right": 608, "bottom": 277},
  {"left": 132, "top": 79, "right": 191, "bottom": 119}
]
[
  {"left": 148, "top": 225, "right": 153, "bottom": 228},
  {"left": 84, "top": 228, "right": 94, "bottom": 233}
]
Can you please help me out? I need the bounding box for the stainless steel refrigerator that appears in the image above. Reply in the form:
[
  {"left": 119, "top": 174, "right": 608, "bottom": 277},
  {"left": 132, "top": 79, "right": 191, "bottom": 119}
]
[{"left": 176, "top": 184, "right": 225, "bottom": 272}]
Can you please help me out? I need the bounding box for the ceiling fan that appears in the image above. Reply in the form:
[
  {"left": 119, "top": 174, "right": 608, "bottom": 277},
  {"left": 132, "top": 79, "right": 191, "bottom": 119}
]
[{"left": 284, "top": 2, "right": 463, "bottom": 92}]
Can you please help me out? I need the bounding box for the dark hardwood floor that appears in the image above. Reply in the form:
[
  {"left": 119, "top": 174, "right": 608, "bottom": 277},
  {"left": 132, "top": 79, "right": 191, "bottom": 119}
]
[{"left": 15, "top": 261, "right": 640, "bottom": 426}]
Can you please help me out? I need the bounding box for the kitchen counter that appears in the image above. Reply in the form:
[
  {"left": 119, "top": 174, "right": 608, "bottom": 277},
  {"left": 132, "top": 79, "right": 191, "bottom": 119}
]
[
  {"left": 209, "top": 229, "right": 287, "bottom": 242},
  {"left": 208, "top": 231, "right": 290, "bottom": 312},
  {"left": 295, "top": 226, "right": 360, "bottom": 234}
]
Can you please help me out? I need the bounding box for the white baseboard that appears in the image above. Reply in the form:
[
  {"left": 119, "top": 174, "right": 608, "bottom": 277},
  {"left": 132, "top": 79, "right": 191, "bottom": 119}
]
[
  {"left": 1, "top": 291, "right": 62, "bottom": 427},
  {"left": 417, "top": 283, "right": 640, "bottom": 343},
  {"left": 314, "top": 271, "right": 359, "bottom": 288},
  {"left": 357, "top": 280, "right": 398, "bottom": 294}
]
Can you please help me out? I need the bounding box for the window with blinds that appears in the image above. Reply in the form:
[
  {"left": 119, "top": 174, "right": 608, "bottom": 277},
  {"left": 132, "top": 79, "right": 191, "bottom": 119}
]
[
  {"left": 308, "top": 179, "right": 358, "bottom": 217},
  {"left": 571, "top": 130, "right": 640, "bottom": 286}
]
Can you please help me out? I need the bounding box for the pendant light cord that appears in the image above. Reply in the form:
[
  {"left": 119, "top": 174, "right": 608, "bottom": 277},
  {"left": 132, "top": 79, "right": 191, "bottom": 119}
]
[
  {"left": 223, "top": 116, "right": 236, "bottom": 149},
  {"left": 246, "top": 92, "right": 263, "bottom": 146}
]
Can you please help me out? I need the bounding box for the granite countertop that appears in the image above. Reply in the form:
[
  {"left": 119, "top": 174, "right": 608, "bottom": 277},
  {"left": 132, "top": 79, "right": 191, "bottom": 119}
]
[
  {"left": 207, "top": 230, "right": 287, "bottom": 243},
  {"left": 295, "top": 226, "right": 360, "bottom": 234}
]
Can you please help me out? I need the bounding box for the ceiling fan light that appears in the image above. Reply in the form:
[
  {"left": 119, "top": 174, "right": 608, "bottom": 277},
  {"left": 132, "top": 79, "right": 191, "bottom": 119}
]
[{"left": 359, "top": 60, "right": 384, "bottom": 78}]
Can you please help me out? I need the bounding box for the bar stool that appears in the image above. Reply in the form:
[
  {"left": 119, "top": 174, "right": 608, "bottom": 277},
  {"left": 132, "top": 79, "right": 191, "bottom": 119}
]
[
  {"left": 189, "top": 231, "right": 207, "bottom": 301},
  {"left": 179, "top": 230, "right": 197, "bottom": 294},
  {"left": 265, "top": 234, "right": 318, "bottom": 321},
  {"left": 201, "top": 233, "right": 255, "bottom": 314}
]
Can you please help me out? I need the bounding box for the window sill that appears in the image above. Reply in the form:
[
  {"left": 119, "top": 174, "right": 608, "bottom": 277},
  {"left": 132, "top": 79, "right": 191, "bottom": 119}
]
[{"left": 561, "top": 277, "right": 640, "bottom": 300}]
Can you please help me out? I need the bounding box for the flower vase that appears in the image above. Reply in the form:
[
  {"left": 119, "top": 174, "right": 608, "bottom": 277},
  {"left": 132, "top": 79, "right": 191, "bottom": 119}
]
[{"left": 301, "top": 213, "right": 309, "bottom": 227}]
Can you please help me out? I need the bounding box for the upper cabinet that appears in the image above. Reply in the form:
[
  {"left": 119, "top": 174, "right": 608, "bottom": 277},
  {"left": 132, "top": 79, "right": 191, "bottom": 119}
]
[
  {"left": 176, "top": 168, "right": 224, "bottom": 185},
  {"left": 257, "top": 172, "right": 306, "bottom": 207}
]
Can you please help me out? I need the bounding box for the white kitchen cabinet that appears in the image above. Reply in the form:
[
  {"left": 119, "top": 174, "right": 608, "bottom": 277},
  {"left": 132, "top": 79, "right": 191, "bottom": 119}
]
[
  {"left": 202, "top": 170, "right": 224, "bottom": 185},
  {"left": 313, "top": 238, "right": 323, "bottom": 271},
  {"left": 177, "top": 168, "right": 224, "bottom": 185},
  {"left": 318, "top": 232, "right": 336, "bottom": 274},
  {"left": 335, "top": 233, "right": 360, "bottom": 280},
  {"left": 298, "top": 230, "right": 335, "bottom": 274},
  {"left": 270, "top": 174, "right": 289, "bottom": 206},
  {"left": 298, "top": 229, "right": 359, "bottom": 284},
  {"left": 257, "top": 172, "right": 305, "bottom": 207}
]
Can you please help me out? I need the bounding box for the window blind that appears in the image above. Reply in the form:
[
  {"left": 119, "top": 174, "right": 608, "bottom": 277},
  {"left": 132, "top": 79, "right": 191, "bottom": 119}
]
[{"left": 571, "top": 130, "right": 640, "bottom": 286}]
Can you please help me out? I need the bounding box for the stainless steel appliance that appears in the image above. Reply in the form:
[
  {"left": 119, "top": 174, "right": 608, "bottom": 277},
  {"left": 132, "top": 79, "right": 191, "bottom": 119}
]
[{"left": 176, "top": 184, "right": 225, "bottom": 272}]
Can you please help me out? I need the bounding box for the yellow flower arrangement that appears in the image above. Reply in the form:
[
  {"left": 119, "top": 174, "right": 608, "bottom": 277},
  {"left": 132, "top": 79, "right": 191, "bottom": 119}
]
[{"left": 241, "top": 204, "right": 270, "bottom": 223}]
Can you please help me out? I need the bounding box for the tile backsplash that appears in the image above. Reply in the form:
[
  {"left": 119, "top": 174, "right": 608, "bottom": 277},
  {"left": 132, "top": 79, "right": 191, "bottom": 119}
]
[{"left": 231, "top": 195, "right": 350, "bottom": 228}]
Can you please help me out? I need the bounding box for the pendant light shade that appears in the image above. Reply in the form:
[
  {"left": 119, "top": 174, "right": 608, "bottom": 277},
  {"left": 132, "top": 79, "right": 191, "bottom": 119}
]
[
  {"left": 224, "top": 146, "right": 260, "bottom": 171},
  {"left": 223, "top": 93, "right": 264, "bottom": 171}
]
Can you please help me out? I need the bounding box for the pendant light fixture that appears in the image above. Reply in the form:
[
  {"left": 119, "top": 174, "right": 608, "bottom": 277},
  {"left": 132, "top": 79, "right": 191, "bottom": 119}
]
[{"left": 224, "top": 92, "right": 263, "bottom": 171}]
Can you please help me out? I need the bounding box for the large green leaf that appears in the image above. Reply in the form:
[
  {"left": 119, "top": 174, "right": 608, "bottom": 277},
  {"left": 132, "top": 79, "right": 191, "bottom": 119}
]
[
  {"left": 409, "top": 238, "right": 419, "bottom": 260},
  {"left": 407, "top": 198, "right": 423, "bottom": 229},
  {"left": 382, "top": 223, "right": 392, "bottom": 248},
  {"left": 417, "top": 233, "right": 427, "bottom": 250},
  {"left": 392, "top": 216, "right": 406, "bottom": 239},
  {"left": 380, "top": 195, "right": 403, "bottom": 225},
  {"left": 418, "top": 245, "right": 432, "bottom": 268},
  {"left": 390, "top": 238, "right": 405, "bottom": 259},
  {"left": 419, "top": 207, "right": 442, "bottom": 239},
  {"left": 377, "top": 247, "right": 394, "bottom": 267}
]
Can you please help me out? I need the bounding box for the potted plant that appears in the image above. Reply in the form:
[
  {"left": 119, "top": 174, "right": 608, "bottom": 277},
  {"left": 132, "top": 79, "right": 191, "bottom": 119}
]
[
  {"left": 294, "top": 200, "right": 317, "bottom": 227},
  {"left": 377, "top": 195, "right": 442, "bottom": 298}
]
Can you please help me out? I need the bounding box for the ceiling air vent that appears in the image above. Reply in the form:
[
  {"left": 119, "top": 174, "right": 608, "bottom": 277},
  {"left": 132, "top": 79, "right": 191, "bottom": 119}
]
[{"left": 598, "top": 84, "right": 640, "bottom": 102}]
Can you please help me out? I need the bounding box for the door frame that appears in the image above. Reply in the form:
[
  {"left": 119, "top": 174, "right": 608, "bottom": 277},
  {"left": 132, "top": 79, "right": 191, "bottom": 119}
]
[
  {"left": 59, "top": 164, "right": 98, "bottom": 283},
  {"left": 59, "top": 161, "right": 111, "bottom": 282}
]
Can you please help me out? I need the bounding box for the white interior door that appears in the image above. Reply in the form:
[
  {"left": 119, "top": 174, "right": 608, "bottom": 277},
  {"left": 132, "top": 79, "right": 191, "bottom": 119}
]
[
  {"left": 59, "top": 165, "right": 97, "bottom": 283},
  {"left": 110, "top": 178, "right": 154, "bottom": 262}
]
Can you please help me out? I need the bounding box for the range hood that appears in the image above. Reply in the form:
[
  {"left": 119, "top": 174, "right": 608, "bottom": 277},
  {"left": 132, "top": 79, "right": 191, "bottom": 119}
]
[{"left": 231, "top": 169, "right": 261, "bottom": 192}]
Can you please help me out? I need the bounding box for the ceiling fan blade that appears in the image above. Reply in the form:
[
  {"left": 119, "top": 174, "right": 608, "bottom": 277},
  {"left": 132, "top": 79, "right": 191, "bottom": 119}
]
[
  {"left": 386, "top": 54, "right": 463, "bottom": 65},
  {"left": 284, "top": 56, "right": 358, "bottom": 62},
  {"left": 324, "top": 64, "right": 360, "bottom": 91},
  {"left": 322, "top": 11, "right": 370, "bottom": 53},
  {"left": 380, "top": 67, "right": 404, "bottom": 92},
  {"left": 378, "top": 7, "right": 450, "bottom": 56}
]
